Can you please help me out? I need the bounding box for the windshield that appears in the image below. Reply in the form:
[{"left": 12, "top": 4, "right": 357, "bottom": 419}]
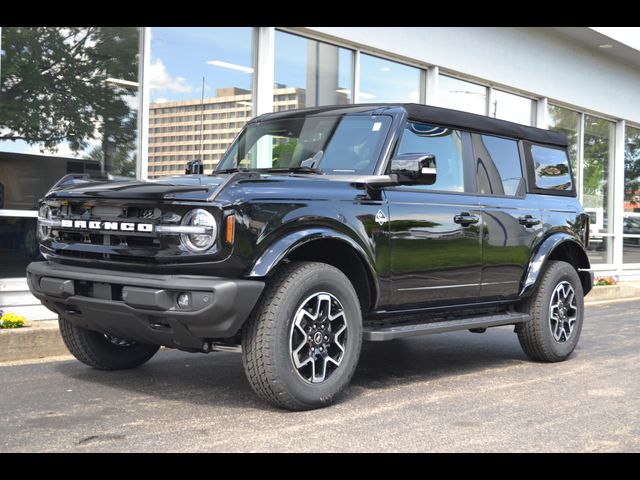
[{"left": 217, "top": 114, "right": 392, "bottom": 175}]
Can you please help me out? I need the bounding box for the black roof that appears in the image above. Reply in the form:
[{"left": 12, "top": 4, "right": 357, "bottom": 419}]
[{"left": 254, "top": 103, "right": 568, "bottom": 148}]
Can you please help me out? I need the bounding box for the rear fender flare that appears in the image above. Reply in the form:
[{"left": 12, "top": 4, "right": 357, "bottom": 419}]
[{"left": 520, "top": 233, "right": 591, "bottom": 297}]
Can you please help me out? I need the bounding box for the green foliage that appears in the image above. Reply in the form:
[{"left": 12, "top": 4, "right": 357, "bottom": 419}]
[
  {"left": 624, "top": 127, "right": 640, "bottom": 206},
  {"left": 0, "top": 27, "right": 139, "bottom": 174},
  {"left": 0, "top": 311, "right": 27, "bottom": 329}
]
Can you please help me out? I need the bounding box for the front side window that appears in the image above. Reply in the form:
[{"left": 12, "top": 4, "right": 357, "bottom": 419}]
[
  {"left": 529, "top": 144, "right": 573, "bottom": 192},
  {"left": 395, "top": 122, "right": 465, "bottom": 192},
  {"left": 474, "top": 134, "right": 523, "bottom": 196},
  {"left": 218, "top": 115, "right": 392, "bottom": 174}
]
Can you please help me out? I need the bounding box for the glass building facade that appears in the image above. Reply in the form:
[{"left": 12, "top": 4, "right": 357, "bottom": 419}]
[{"left": 1, "top": 26, "right": 640, "bottom": 284}]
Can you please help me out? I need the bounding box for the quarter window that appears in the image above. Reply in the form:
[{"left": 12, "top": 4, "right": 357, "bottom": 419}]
[
  {"left": 529, "top": 144, "right": 573, "bottom": 191},
  {"left": 396, "top": 122, "right": 465, "bottom": 192}
]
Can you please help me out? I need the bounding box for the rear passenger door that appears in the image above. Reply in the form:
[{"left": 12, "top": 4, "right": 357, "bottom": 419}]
[{"left": 472, "top": 133, "right": 543, "bottom": 300}]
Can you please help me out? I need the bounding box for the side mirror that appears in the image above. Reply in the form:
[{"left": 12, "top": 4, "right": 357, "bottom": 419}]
[
  {"left": 185, "top": 159, "right": 204, "bottom": 175},
  {"left": 389, "top": 153, "right": 437, "bottom": 185}
]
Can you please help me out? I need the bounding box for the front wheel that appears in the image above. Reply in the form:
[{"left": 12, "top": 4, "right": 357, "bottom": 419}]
[
  {"left": 517, "top": 260, "right": 584, "bottom": 362},
  {"left": 59, "top": 316, "right": 160, "bottom": 370},
  {"left": 241, "top": 261, "right": 363, "bottom": 410}
]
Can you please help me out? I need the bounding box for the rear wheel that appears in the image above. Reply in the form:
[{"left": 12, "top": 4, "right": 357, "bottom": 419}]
[
  {"left": 59, "top": 316, "right": 159, "bottom": 370},
  {"left": 241, "top": 261, "right": 363, "bottom": 410},
  {"left": 517, "top": 260, "right": 584, "bottom": 362}
]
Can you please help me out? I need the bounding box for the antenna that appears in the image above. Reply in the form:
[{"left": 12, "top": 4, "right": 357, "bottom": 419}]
[{"left": 200, "top": 76, "right": 205, "bottom": 164}]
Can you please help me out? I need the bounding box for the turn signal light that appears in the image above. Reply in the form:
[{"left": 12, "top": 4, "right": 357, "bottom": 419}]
[{"left": 226, "top": 215, "right": 235, "bottom": 244}]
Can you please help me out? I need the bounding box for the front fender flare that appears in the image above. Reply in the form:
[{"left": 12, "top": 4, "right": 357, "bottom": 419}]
[
  {"left": 247, "top": 227, "right": 379, "bottom": 300},
  {"left": 520, "top": 233, "right": 591, "bottom": 297}
]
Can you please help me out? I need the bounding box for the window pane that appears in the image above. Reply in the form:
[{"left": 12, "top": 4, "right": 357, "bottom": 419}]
[
  {"left": 530, "top": 145, "right": 573, "bottom": 191},
  {"left": 475, "top": 135, "right": 523, "bottom": 196},
  {"left": 623, "top": 236, "right": 640, "bottom": 264},
  {"left": 547, "top": 105, "right": 580, "bottom": 175},
  {"left": 490, "top": 90, "right": 534, "bottom": 126},
  {"left": 359, "top": 54, "right": 421, "bottom": 103},
  {"left": 583, "top": 115, "right": 615, "bottom": 264},
  {"left": 0, "top": 27, "right": 141, "bottom": 207},
  {"left": 0, "top": 217, "right": 40, "bottom": 279},
  {"left": 274, "top": 31, "right": 353, "bottom": 110},
  {"left": 583, "top": 115, "right": 614, "bottom": 234},
  {"left": 623, "top": 126, "right": 640, "bottom": 263},
  {"left": 397, "top": 123, "right": 464, "bottom": 192},
  {"left": 437, "top": 75, "right": 486, "bottom": 115},
  {"left": 624, "top": 126, "right": 640, "bottom": 214},
  {"left": 148, "top": 27, "right": 253, "bottom": 178}
]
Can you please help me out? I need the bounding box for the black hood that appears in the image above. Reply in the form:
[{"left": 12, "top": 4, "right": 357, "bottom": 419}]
[{"left": 45, "top": 174, "right": 227, "bottom": 202}]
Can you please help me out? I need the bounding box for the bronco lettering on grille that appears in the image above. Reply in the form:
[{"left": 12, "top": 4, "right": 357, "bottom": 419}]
[{"left": 60, "top": 219, "right": 154, "bottom": 232}]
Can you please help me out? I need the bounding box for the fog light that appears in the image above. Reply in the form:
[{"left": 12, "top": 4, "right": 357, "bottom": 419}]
[{"left": 177, "top": 293, "right": 191, "bottom": 309}]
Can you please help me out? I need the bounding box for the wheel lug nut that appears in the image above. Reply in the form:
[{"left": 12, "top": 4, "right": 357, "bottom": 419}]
[
  {"left": 324, "top": 335, "right": 328, "bottom": 340},
  {"left": 319, "top": 347, "right": 323, "bottom": 351}
]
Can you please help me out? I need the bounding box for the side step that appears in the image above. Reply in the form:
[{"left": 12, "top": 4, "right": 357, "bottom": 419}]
[{"left": 363, "top": 312, "right": 531, "bottom": 342}]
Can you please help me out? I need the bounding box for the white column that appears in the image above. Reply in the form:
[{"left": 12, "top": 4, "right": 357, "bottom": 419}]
[
  {"left": 535, "top": 97, "right": 548, "bottom": 129},
  {"left": 613, "top": 119, "right": 626, "bottom": 270},
  {"left": 577, "top": 112, "right": 585, "bottom": 203},
  {"left": 353, "top": 50, "right": 361, "bottom": 104},
  {"left": 253, "top": 27, "right": 275, "bottom": 117},
  {"left": 486, "top": 85, "right": 493, "bottom": 117},
  {"left": 425, "top": 65, "right": 439, "bottom": 105},
  {"left": 137, "top": 27, "right": 151, "bottom": 181}
]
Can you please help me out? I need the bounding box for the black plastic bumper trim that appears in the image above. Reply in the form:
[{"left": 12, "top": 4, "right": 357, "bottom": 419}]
[{"left": 27, "top": 261, "right": 264, "bottom": 350}]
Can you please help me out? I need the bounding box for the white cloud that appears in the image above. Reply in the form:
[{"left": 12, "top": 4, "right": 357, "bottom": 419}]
[
  {"left": 149, "top": 59, "right": 193, "bottom": 94},
  {"left": 153, "top": 98, "right": 169, "bottom": 104}
]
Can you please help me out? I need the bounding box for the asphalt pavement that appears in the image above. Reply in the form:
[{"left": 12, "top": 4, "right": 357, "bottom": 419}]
[{"left": 1, "top": 299, "right": 639, "bottom": 452}]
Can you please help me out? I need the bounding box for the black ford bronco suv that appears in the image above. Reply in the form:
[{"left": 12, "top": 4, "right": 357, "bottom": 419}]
[{"left": 27, "top": 104, "right": 592, "bottom": 410}]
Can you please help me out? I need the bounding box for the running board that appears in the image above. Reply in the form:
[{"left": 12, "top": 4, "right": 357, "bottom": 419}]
[{"left": 363, "top": 312, "right": 531, "bottom": 342}]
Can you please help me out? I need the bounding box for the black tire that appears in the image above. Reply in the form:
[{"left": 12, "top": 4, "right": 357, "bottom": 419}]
[
  {"left": 517, "top": 260, "right": 584, "bottom": 362},
  {"left": 59, "top": 316, "right": 160, "bottom": 370},
  {"left": 241, "top": 261, "right": 363, "bottom": 411}
]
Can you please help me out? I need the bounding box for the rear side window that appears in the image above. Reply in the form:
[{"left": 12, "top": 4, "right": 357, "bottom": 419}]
[
  {"left": 528, "top": 144, "right": 573, "bottom": 192},
  {"left": 472, "top": 134, "right": 523, "bottom": 196}
]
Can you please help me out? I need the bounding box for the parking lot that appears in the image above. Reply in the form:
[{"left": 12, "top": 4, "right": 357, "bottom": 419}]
[{"left": 1, "top": 298, "right": 639, "bottom": 452}]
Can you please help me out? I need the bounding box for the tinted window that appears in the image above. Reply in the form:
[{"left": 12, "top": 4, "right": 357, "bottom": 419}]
[
  {"left": 474, "top": 134, "right": 523, "bottom": 196},
  {"left": 397, "top": 122, "right": 465, "bottom": 192},
  {"left": 530, "top": 145, "right": 573, "bottom": 191}
]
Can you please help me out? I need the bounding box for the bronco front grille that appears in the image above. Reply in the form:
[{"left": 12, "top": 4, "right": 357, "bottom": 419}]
[{"left": 40, "top": 201, "right": 177, "bottom": 263}]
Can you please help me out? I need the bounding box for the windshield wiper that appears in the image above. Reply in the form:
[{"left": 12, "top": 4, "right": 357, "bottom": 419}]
[
  {"left": 266, "top": 166, "right": 324, "bottom": 175},
  {"left": 212, "top": 167, "right": 251, "bottom": 175}
]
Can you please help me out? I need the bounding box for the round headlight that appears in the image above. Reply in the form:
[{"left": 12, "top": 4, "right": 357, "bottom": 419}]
[
  {"left": 180, "top": 209, "right": 217, "bottom": 253},
  {"left": 37, "top": 204, "right": 52, "bottom": 241}
]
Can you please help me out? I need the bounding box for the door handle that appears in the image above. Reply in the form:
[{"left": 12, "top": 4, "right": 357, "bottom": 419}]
[
  {"left": 519, "top": 215, "right": 541, "bottom": 227},
  {"left": 453, "top": 212, "right": 480, "bottom": 226}
]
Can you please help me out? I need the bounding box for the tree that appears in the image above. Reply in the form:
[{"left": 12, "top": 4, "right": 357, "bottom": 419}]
[
  {"left": 624, "top": 127, "right": 640, "bottom": 207},
  {"left": 85, "top": 145, "right": 136, "bottom": 177},
  {"left": 0, "top": 27, "right": 139, "bottom": 175}
]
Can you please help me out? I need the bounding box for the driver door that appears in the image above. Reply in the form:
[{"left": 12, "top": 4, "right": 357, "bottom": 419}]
[{"left": 385, "top": 122, "right": 481, "bottom": 309}]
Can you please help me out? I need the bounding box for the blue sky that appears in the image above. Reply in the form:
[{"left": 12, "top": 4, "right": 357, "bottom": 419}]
[{"left": 149, "top": 27, "right": 254, "bottom": 102}]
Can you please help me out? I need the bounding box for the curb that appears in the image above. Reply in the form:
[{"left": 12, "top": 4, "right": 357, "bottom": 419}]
[
  {"left": 585, "top": 283, "right": 640, "bottom": 304},
  {"left": 0, "top": 320, "right": 67, "bottom": 363},
  {"left": 0, "top": 285, "right": 638, "bottom": 364}
]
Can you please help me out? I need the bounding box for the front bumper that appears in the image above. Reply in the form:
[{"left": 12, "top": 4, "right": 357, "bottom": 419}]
[{"left": 27, "top": 261, "right": 264, "bottom": 350}]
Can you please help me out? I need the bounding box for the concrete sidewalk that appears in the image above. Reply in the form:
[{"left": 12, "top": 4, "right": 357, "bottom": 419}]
[{"left": 1, "top": 281, "right": 639, "bottom": 364}]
